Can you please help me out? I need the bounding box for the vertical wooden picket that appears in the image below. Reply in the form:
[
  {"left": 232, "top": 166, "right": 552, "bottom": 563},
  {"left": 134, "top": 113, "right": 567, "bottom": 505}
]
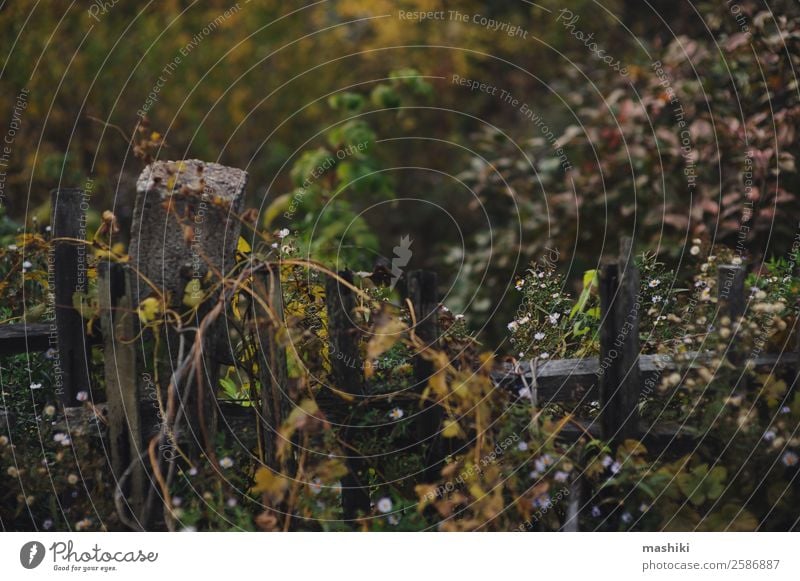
[
  {"left": 98, "top": 261, "right": 144, "bottom": 523},
  {"left": 325, "top": 270, "right": 371, "bottom": 521},
  {"left": 50, "top": 188, "right": 91, "bottom": 407},
  {"left": 599, "top": 237, "right": 641, "bottom": 445}
]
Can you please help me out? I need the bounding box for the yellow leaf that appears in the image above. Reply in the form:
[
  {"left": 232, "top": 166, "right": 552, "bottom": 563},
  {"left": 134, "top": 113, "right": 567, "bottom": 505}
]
[
  {"left": 250, "top": 467, "right": 289, "bottom": 503},
  {"left": 137, "top": 297, "right": 161, "bottom": 323},
  {"left": 366, "top": 315, "right": 406, "bottom": 362},
  {"left": 442, "top": 419, "right": 462, "bottom": 439},
  {"left": 182, "top": 279, "right": 203, "bottom": 308},
  {"left": 237, "top": 236, "right": 252, "bottom": 255}
]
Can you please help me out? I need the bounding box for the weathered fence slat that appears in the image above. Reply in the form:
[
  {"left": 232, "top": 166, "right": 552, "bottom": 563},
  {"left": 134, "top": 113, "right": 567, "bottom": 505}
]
[
  {"left": 0, "top": 323, "right": 51, "bottom": 355},
  {"left": 325, "top": 270, "right": 371, "bottom": 520},
  {"left": 51, "top": 188, "right": 91, "bottom": 407},
  {"left": 98, "top": 261, "right": 144, "bottom": 522},
  {"left": 599, "top": 237, "right": 641, "bottom": 444},
  {"left": 254, "top": 265, "right": 290, "bottom": 470},
  {"left": 407, "top": 270, "right": 445, "bottom": 481}
]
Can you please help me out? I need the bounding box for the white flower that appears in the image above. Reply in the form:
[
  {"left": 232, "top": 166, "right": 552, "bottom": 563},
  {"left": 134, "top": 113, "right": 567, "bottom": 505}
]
[
  {"left": 518, "top": 387, "right": 531, "bottom": 400},
  {"left": 763, "top": 430, "right": 777, "bottom": 442},
  {"left": 529, "top": 470, "right": 541, "bottom": 480},
  {"left": 621, "top": 512, "right": 633, "bottom": 524},
  {"left": 648, "top": 279, "right": 660, "bottom": 288},
  {"left": 188, "top": 467, "right": 198, "bottom": 476},
  {"left": 690, "top": 245, "right": 700, "bottom": 256},
  {"left": 651, "top": 295, "right": 662, "bottom": 303},
  {"left": 376, "top": 497, "right": 393, "bottom": 513},
  {"left": 227, "top": 497, "right": 238, "bottom": 507},
  {"left": 277, "top": 228, "right": 290, "bottom": 239},
  {"left": 515, "top": 279, "right": 525, "bottom": 290},
  {"left": 45, "top": 226, "right": 51, "bottom": 233},
  {"left": 219, "top": 456, "right": 234, "bottom": 469},
  {"left": 270, "top": 242, "right": 278, "bottom": 249},
  {"left": 7, "top": 244, "right": 17, "bottom": 251},
  {"left": 591, "top": 506, "right": 601, "bottom": 517},
  {"left": 732, "top": 256, "right": 743, "bottom": 265},
  {"left": 553, "top": 470, "right": 570, "bottom": 483},
  {"left": 387, "top": 514, "right": 401, "bottom": 525},
  {"left": 610, "top": 461, "right": 622, "bottom": 474},
  {"left": 518, "top": 316, "right": 530, "bottom": 325},
  {"left": 601, "top": 455, "right": 613, "bottom": 468},
  {"left": 388, "top": 407, "right": 404, "bottom": 420},
  {"left": 782, "top": 451, "right": 798, "bottom": 467},
  {"left": 517, "top": 441, "right": 529, "bottom": 452},
  {"left": 22, "top": 261, "right": 32, "bottom": 270},
  {"left": 42, "top": 519, "right": 53, "bottom": 530},
  {"left": 172, "top": 496, "right": 183, "bottom": 507},
  {"left": 29, "top": 382, "right": 42, "bottom": 390},
  {"left": 454, "top": 314, "right": 465, "bottom": 321},
  {"left": 507, "top": 321, "right": 519, "bottom": 332},
  {"left": 53, "top": 433, "right": 67, "bottom": 443},
  {"left": 548, "top": 313, "right": 561, "bottom": 325},
  {"left": 780, "top": 406, "right": 791, "bottom": 414},
  {"left": 76, "top": 391, "right": 89, "bottom": 402},
  {"left": 540, "top": 353, "right": 550, "bottom": 359},
  {"left": 534, "top": 332, "right": 545, "bottom": 341},
  {"left": 43, "top": 405, "right": 56, "bottom": 416}
]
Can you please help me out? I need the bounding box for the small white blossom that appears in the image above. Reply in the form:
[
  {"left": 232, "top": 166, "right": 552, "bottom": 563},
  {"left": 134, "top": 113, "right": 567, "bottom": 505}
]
[
  {"left": 277, "top": 228, "right": 290, "bottom": 239},
  {"left": 648, "top": 279, "right": 660, "bottom": 288},
  {"left": 219, "top": 456, "right": 234, "bottom": 469},
  {"left": 782, "top": 451, "right": 798, "bottom": 467},
  {"left": 29, "top": 382, "right": 42, "bottom": 390},
  {"left": 507, "top": 321, "right": 519, "bottom": 332},
  {"left": 517, "top": 441, "right": 529, "bottom": 452},
  {"left": 515, "top": 279, "right": 525, "bottom": 290},
  {"left": 376, "top": 497, "right": 393, "bottom": 513},
  {"left": 76, "top": 391, "right": 89, "bottom": 402},
  {"left": 690, "top": 245, "right": 700, "bottom": 256},
  {"left": 534, "top": 332, "right": 545, "bottom": 341},
  {"left": 763, "top": 430, "right": 777, "bottom": 442},
  {"left": 548, "top": 313, "right": 561, "bottom": 325},
  {"left": 553, "top": 470, "right": 570, "bottom": 483},
  {"left": 388, "top": 407, "right": 404, "bottom": 420},
  {"left": 22, "top": 261, "right": 32, "bottom": 270}
]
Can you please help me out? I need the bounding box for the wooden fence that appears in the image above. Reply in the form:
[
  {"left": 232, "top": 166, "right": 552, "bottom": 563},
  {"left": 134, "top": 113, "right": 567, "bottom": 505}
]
[{"left": 2, "top": 169, "right": 798, "bottom": 531}]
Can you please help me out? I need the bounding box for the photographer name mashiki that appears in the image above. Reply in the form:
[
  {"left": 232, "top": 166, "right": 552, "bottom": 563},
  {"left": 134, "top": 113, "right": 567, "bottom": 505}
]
[{"left": 643, "top": 543, "right": 690, "bottom": 553}]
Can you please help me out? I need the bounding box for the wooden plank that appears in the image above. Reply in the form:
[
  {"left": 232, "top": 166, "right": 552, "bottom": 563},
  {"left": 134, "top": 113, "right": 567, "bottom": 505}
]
[
  {"left": 254, "top": 265, "right": 290, "bottom": 471},
  {"left": 492, "top": 352, "right": 796, "bottom": 400},
  {"left": 51, "top": 188, "right": 91, "bottom": 407},
  {"left": 0, "top": 323, "right": 51, "bottom": 355},
  {"left": 407, "top": 270, "right": 444, "bottom": 481},
  {"left": 324, "top": 270, "right": 370, "bottom": 521},
  {"left": 598, "top": 237, "right": 641, "bottom": 444},
  {"left": 98, "top": 261, "right": 144, "bottom": 524}
]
